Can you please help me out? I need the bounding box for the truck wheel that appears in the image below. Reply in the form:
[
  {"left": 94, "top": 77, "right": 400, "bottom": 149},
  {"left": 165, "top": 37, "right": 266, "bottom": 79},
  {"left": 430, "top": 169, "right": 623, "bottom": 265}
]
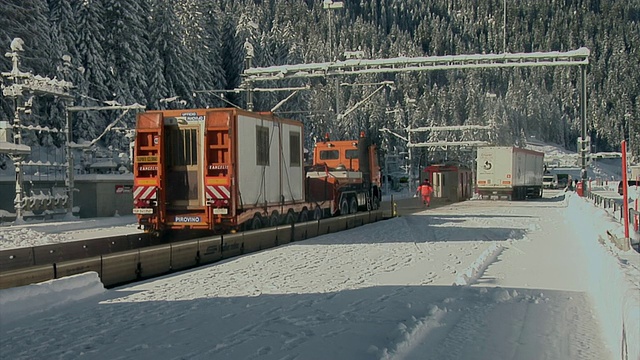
[
  {"left": 339, "top": 198, "right": 349, "bottom": 215},
  {"left": 313, "top": 206, "right": 323, "bottom": 220},
  {"left": 269, "top": 211, "right": 280, "bottom": 227},
  {"left": 372, "top": 195, "right": 380, "bottom": 210},
  {"left": 298, "top": 209, "right": 309, "bottom": 222},
  {"left": 250, "top": 214, "right": 263, "bottom": 230},
  {"left": 349, "top": 197, "right": 358, "bottom": 214},
  {"left": 284, "top": 211, "right": 296, "bottom": 225}
]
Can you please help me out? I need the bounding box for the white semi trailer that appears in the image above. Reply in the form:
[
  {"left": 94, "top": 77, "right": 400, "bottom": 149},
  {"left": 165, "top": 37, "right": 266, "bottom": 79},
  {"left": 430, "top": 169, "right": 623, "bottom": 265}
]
[{"left": 476, "top": 146, "right": 545, "bottom": 200}]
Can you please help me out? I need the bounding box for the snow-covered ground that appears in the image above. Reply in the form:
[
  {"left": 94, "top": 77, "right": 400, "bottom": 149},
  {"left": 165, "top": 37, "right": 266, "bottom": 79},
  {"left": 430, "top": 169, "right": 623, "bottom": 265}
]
[
  {"left": 1, "top": 191, "right": 638, "bottom": 360},
  {"left": 0, "top": 215, "right": 142, "bottom": 250}
]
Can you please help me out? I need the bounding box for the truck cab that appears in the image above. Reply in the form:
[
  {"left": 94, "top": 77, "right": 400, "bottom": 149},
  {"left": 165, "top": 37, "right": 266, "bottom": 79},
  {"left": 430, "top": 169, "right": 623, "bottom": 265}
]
[{"left": 306, "top": 132, "right": 382, "bottom": 214}]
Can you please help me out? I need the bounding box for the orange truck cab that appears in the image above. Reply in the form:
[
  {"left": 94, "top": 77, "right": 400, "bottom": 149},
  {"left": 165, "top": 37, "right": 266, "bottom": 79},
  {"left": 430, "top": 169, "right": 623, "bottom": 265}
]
[{"left": 306, "top": 132, "right": 382, "bottom": 214}]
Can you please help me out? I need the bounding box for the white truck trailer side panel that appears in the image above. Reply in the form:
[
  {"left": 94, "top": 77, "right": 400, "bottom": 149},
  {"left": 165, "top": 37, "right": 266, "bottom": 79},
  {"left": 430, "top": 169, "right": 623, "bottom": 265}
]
[
  {"left": 513, "top": 148, "right": 544, "bottom": 187},
  {"left": 513, "top": 150, "right": 527, "bottom": 186},
  {"left": 528, "top": 151, "right": 544, "bottom": 186},
  {"left": 236, "top": 114, "right": 282, "bottom": 206},
  {"left": 236, "top": 114, "right": 304, "bottom": 207},
  {"left": 476, "top": 146, "right": 514, "bottom": 189},
  {"left": 280, "top": 122, "right": 304, "bottom": 201}
]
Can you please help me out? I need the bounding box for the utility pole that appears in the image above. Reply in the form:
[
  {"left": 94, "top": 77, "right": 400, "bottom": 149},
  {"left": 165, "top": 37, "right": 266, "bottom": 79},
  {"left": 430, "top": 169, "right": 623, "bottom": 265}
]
[
  {"left": 503, "top": 0, "right": 507, "bottom": 53},
  {"left": 580, "top": 64, "right": 588, "bottom": 183},
  {"left": 323, "top": 0, "right": 344, "bottom": 121},
  {"left": 244, "top": 39, "right": 255, "bottom": 111},
  {"left": 243, "top": 39, "right": 255, "bottom": 111},
  {"left": 64, "top": 102, "right": 74, "bottom": 218},
  {"left": 1, "top": 38, "right": 73, "bottom": 222}
]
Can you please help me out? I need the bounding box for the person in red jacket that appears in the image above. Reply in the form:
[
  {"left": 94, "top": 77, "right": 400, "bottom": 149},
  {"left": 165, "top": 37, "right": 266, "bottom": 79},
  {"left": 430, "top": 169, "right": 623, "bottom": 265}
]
[{"left": 416, "top": 179, "right": 434, "bottom": 207}]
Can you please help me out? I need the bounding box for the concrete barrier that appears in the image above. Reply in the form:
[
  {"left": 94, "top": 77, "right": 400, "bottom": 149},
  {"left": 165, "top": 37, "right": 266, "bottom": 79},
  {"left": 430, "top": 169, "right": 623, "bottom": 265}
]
[
  {"left": 221, "top": 233, "right": 243, "bottom": 258},
  {"left": 276, "top": 224, "right": 293, "bottom": 245},
  {"left": 0, "top": 265, "right": 54, "bottom": 290},
  {"left": 56, "top": 256, "right": 102, "bottom": 279},
  {"left": 138, "top": 245, "right": 172, "bottom": 279},
  {"left": 100, "top": 250, "right": 140, "bottom": 287},
  {"left": 356, "top": 211, "right": 370, "bottom": 226},
  {"left": 33, "top": 243, "right": 71, "bottom": 265},
  {"left": 170, "top": 240, "right": 199, "bottom": 271},
  {"left": 107, "top": 235, "right": 133, "bottom": 253},
  {"left": 78, "top": 238, "right": 112, "bottom": 258},
  {"left": 292, "top": 221, "right": 318, "bottom": 241},
  {"left": 243, "top": 228, "right": 278, "bottom": 254},
  {"left": 127, "top": 233, "right": 153, "bottom": 248},
  {"left": 0, "top": 248, "right": 35, "bottom": 272},
  {"left": 346, "top": 214, "right": 363, "bottom": 229},
  {"left": 0, "top": 209, "right": 388, "bottom": 290},
  {"left": 197, "top": 236, "right": 222, "bottom": 265},
  {"left": 318, "top": 216, "right": 347, "bottom": 235}
]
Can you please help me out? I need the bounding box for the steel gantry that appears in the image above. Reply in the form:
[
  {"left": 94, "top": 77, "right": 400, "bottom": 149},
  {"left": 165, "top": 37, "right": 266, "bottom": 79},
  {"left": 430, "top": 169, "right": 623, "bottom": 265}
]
[
  {"left": 242, "top": 47, "right": 591, "bottom": 186},
  {"left": 242, "top": 48, "right": 589, "bottom": 81}
]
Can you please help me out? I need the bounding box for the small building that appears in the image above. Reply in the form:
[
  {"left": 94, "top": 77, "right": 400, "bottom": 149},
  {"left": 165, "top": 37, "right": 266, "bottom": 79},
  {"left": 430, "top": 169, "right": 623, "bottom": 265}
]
[
  {"left": 420, "top": 163, "right": 473, "bottom": 202},
  {"left": 89, "top": 159, "right": 119, "bottom": 174}
]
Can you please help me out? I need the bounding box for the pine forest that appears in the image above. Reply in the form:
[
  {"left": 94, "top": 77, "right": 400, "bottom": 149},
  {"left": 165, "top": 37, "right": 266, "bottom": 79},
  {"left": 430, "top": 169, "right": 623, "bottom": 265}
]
[{"left": 0, "top": 0, "right": 639, "bottom": 167}]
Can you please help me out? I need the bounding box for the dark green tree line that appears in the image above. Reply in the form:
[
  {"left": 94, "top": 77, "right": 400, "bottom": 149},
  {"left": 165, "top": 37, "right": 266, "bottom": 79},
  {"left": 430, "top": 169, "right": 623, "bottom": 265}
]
[{"left": 0, "top": 0, "right": 637, "bottom": 160}]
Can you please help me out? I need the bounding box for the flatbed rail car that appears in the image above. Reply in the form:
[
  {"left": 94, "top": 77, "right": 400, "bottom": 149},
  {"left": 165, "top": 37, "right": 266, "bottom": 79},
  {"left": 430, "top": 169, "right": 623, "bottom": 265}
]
[{"left": 132, "top": 108, "right": 381, "bottom": 235}]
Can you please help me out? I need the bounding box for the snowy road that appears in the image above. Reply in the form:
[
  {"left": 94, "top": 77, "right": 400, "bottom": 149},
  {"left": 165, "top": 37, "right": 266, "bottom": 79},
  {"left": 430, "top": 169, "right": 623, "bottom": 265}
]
[{"left": 0, "top": 193, "right": 618, "bottom": 359}]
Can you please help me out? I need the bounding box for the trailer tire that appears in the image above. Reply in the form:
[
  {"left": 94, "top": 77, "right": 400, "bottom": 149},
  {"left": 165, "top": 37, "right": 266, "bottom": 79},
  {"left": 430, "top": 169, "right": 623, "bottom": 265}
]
[
  {"left": 313, "top": 206, "right": 323, "bottom": 220},
  {"left": 250, "top": 214, "right": 263, "bottom": 230},
  {"left": 284, "top": 211, "right": 296, "bottom": 225},
  {"left": 269, "top": 211, "right": 280, "bottom": 227},
  {"left": 339, "top": 198, "right": 349, "bottom": 215},
  {"left": 298, "top": 209, "right": 309, "bottom": 222},
  {"left": 349, "top": 197, "right": 358, "bottom": 214}
]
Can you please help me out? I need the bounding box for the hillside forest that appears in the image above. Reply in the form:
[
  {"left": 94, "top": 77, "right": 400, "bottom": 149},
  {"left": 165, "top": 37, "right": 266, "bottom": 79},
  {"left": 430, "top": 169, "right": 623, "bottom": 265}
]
[{"left": 0, "top": 0, "right": 638, "bottom": 168}]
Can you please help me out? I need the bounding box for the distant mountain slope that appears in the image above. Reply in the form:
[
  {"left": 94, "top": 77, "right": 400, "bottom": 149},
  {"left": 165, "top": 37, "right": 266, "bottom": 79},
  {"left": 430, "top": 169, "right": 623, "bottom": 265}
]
[{"left": 526, "top": 140, "right": 621, "bottom": 180}]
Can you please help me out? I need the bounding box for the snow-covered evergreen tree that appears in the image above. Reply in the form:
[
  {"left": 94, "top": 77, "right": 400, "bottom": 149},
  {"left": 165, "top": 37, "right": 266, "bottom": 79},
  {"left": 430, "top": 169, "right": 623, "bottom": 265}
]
[
  {"left": 73, "top": 0, "right": 109, "bottom": 141},
  {"left": 147, "top": 0, "right": 196, "bottom": 108}
]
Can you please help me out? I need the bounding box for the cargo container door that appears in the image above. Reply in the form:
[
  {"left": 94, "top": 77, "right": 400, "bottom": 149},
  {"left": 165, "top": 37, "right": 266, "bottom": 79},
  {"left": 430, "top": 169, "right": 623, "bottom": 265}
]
[
  {"left": 133, "top": 112, "right": 164, "bottom": 229},
  {"left": 205, "top": 111, "right": 232, "bottom": 217},
  {"left": 164, "top": 125, "right": 201, "bottom": 207}
]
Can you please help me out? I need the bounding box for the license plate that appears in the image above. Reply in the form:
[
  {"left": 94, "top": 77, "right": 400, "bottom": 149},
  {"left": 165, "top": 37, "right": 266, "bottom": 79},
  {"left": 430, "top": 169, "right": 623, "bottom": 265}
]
[
  {"left": 133, "top": 208, "right": 154, "bottom": 214},
  {"left": 213, "top": 208, "right": 228, "bottom": 215}
]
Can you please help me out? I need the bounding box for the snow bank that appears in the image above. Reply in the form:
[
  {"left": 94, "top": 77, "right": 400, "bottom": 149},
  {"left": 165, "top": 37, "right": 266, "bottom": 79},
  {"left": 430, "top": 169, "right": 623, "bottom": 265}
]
[
  {"left": 453, "top": 242, "right": 503, "bottom": 286},
  {"left": 566, "top": 193, "right": 640, "bottom": 360},
  {"left": 0, "top": 272, "right": 105, "bottom": 323},
  {"left": 378, "top": 304, "right": 448, "bottom": 360}
]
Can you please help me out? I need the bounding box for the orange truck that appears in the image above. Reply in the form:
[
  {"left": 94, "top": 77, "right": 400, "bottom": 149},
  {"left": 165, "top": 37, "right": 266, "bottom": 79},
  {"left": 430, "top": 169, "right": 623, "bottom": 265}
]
[
  {"left": 132, "top": 108, "right": 381, "bottom": 235},
  {"left": 305, "top": 132, "right": 382, "bottom": 214}
]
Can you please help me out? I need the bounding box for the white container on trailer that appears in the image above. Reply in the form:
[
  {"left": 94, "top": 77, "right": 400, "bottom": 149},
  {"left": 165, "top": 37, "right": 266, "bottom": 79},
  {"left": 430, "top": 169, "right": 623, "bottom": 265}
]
[
  {"left": 235, "top": 112, "right": 304, "bottom": 207},
  {"left": 476, "top": 146, "right": 544, "bottom": 200}
]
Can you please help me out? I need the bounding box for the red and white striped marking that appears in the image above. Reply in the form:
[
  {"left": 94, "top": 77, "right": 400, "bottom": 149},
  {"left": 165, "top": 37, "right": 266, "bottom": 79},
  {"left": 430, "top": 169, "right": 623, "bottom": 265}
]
[
  {"left": 206, "top": 185, "right": 230, "bottom": 200},
  {"left": 134, "top": 186, "right": 157, "bottom": 200}
]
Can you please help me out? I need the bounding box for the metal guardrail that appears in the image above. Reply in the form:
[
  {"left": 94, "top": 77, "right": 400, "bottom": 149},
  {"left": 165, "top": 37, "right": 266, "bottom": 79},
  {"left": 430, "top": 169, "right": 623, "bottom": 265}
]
[
  {"left": 630, "top": 209, "right": 640, "bottom": 235},
  {"left": 584, "top": 189, "right": 624, "bottom": 221},
  {"left": 585, "top": 189, "right": 640, "bottom": 234},
  {"left": 584, "top": 188, "right": 640, "bottom": 252}
]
